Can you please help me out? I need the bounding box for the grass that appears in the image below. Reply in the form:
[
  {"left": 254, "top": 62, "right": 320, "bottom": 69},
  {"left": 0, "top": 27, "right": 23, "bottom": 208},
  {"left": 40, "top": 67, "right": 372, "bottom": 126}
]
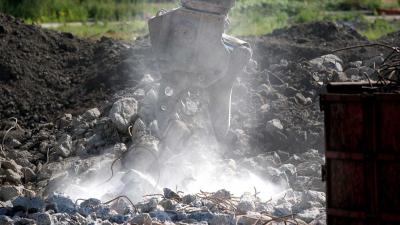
[
  {"left": 55, "top": 20, "right": 147, "bottom": 40},
  {"left": 3, "top": 0, "right": 400, "bottom": 40},
  {"left": 361, "top": 18, "right": 400, "bottom": 39}
]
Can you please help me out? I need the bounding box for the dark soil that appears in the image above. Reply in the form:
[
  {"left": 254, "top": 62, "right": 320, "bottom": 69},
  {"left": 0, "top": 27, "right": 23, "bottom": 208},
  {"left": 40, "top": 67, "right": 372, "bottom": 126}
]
[
  {"left": 0, "top": 13, "right": 153, "bottom": 128},
  {"left": 247, "top": 21, "right": 383, "bottom": 69}
]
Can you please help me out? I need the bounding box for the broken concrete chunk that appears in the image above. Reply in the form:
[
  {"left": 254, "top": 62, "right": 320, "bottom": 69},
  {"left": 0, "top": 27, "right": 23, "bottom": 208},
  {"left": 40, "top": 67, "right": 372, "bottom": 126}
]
[
  {"left": 109, "top": 98, "right": 138, "bottom": 132},
  {"left": 12, "top": 196, "right": 45, "bottom": 213},
  {"left": 309, "top": 54, "right": 343, "bottom": 72},
  {"left": 266, "top": 119, "right": 284, "bottom": 134},
  {"left": 28, "top": 212, "right": 53, "bottom": 225},
  {"left": 0, "top": 185, "right": 22, "bottom": 201},
  {"left": 130, "top": 213, "right": 152, "bottom": 225},
  {"left": 81, "top": 108, "right": 101, "bottom": 122},
  {"left": 47, "top": 193, "right": 76, "bottom": 214},
  {"left": 55, "top": 134, "right": 72, "bottom": 158}
]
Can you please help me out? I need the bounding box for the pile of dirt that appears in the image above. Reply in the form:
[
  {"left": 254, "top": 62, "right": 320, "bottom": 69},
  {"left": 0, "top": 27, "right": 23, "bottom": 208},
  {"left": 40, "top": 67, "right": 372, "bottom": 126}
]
[
  {"left": 248, "top": 21, "right": 372, "bottom": 68},
  {"left": 0, "top": 13, "right": 153, "bottom": 128}
]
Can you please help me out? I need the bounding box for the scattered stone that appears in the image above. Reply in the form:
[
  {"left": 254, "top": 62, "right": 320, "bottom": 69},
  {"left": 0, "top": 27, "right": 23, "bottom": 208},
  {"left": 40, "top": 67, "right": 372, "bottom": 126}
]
[
  {"left": 81, "top": 108, "right": 101, "bottom": 122},
  {"left": 265, "top": 119, "right": 284, "bottom": 134},
  {"left": 21, "top": 167, "right": 36, "bottom": 182},
  {"left": 28, "top": 212, "right": 53, "bottom": 225},
  {"left": 0, "top": 185, "right": 22, "bottom": 201},
  {"left": 273, "top": 202, "right": 293, "bottom": 216},
  {"left": 236, "top": 198, "right": 255, "bottom": 214},
  {"left": 55, "top": 134, "right": 72, "bottom": 158},
  {"left": 130, "top": 213, "right": 152, "bottom": 225},
  {"left": 297, "top": 207, "right": 322, "bottom": 223},
  {"left": 12, "top": 196, "right": 45, "bottom": 213},
  {"left": 309, "top": 54, "right": 343, "bottom": 72},
  {"left": 0, "top": 215, "right": 13, "bottom": 225},
  {"left": 5, "top": 169, "right": 22, "bottom": 184},
  {"left": 349, "top": 61, "right": 362, "bottom": 68},
  {"left": 149, "top": 210, "right": 171, "bottom": 222},
  {"left": 363, "top": 55, "right": 384, "bottom": 67},
  {"left": 209, "top": 214, "right": 234, "bottom": 225},
  {"left": 108, "top": 98, "right": 138, "bottom": 132},
  {"left": 47, "top": 193, "right": 76, "bottom": 214}
]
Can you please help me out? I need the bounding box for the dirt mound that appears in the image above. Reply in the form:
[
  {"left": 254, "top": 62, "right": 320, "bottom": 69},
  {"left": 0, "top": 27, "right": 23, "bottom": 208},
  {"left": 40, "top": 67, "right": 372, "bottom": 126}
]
[
  {"left": 248, "top": 21, "right": 369, "bottom": 68},
  {"left": 0, "top": 13, "right": 152, "bottom": 128}
]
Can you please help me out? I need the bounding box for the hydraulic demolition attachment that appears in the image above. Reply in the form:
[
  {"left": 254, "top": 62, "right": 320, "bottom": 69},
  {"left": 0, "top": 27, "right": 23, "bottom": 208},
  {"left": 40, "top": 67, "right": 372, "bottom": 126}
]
[{"left": 148, "top": 0, "right": 252, "bottom": 149}]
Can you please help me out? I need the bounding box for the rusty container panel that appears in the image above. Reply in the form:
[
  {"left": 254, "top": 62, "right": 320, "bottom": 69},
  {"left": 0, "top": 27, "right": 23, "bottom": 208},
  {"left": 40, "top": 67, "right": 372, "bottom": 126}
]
[{"left": 320, "top": 82, "right": 400, "bottom": 225}]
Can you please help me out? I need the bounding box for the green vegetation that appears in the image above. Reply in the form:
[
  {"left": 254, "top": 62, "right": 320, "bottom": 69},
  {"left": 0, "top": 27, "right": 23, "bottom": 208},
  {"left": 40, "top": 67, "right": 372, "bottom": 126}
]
[
  {"left": 229, "top": 0, "right": 400, "bottom": 39},
  {"left": 0, "top": 0, "right": 400, "bottom": 40},
  {"left": 0, "top": 0, "right": 178, "bottom": 22}
]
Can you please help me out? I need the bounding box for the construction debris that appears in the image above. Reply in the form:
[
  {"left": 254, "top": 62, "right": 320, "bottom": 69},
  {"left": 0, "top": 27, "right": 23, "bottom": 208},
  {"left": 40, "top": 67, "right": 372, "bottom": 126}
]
[{"left": 1, "top": 12, "right": 400, "bottom": 225}]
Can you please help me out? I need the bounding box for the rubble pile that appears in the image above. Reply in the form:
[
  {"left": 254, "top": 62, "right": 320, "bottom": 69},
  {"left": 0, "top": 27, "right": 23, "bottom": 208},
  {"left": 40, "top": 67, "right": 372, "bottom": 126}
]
[{"left": 0, "top": 13, "right": 399, "bottom": 225}]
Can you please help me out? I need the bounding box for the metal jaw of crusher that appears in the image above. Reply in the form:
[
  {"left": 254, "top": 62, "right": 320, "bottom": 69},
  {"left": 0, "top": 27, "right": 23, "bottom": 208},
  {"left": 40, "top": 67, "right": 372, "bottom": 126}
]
[{"left": 148, "top": 0, "right": 252, "bottom": 150}]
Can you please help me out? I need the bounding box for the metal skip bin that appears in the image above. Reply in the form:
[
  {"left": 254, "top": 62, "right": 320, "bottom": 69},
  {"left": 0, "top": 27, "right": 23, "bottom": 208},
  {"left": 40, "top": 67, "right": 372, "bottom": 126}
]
[{"left": 320, "top": 82, "right": 400, "bottom": 225}]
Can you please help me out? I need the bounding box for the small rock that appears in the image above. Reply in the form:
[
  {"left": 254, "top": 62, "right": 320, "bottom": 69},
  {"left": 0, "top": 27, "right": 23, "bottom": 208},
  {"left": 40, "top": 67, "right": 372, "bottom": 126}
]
[
  {"left": 310, "top": 212, "right": 327, "bottom": 225},
  {"left": 12, "top": 196, "right": 45, "bottom": 213},
  {"left": 182, "top": 194, "right": 197, "bottom": 205},
  {"left": 0, "top": 185, "right": 22, "bottom": 201},
  {"left": 236, "top": 215, "right": 272, "bottom": 225},
  {"left": 0, "top": 215, "right": 13, "bottom": 225},
  {"left": 109, "top": 98, "right": 138, "bottom": 132},
  {"left": 279, "top": 164, "right": 297, "bottom": 179},
  {"left": 187, "top": 211, "right": 214, "bottom": 223},
  {"left": 138, "top": 198, "right": 158, "bottom": 213},
  {"left": 109, "top": 198, "right": 131, "bottom": 215},
  {"left": 363, "top": 55, "right": 384, "bottom": 68},
  {"left": 81, "top": 108, "right": 101, "bottom": 122},
  {"left": 149, "top": 210, "right": 171, "bottom": 222},
  {"left": 236, "top": 198, "right": 255, "bottom": 214},
  {"left": 211, "top": 189, "right": 231, "bottom": 199},
  {"left": 0, "top": 159, "right": 22, "bottom": 172},
  {"left": 266, "top": 119, "right": 283, "bottom": 134},
  {"left": 309, "top": 54, "right": 343, "bottom": 72},
  {"left": 47, "top": 193, "right": 76, "bottom": 214},
  {"left": 130, "top": 213, "right": 152, "bottom": 225},
  {"left": 29, "top": 212, "right": 53, "bottom": 225},
  {"left": 295, "top": 93, "right": 308, "bottom": 105},
  {"left": 55, "top": 134, "right": 72, "bottom": 158},
  {"left": 22, "top": 188, "right": 36, "bottom": 198},
  {"left": 163, "top": 188, "right": 180, "bottom": 200},
  {"left": 209, "top": 214, "right": 234, "bottom": 225},
  {"left": 273, "top": 202, "right": 293, "bottom": 216},
  {"left": 5, "top": 169, "right": 22, "bottom": 184},
  {"left": 297, "top": 207, "right": 322, "bottom": 223},
  {"left": 297, "top": 161, "right": 320, "bottom": 177},
  {"left": 159, "top": 199, "right": 175, "bottom": 211},
  {"left": 13, "top": 217, "right": 36, "bottom": 224},
  {"left": 109, "top": 214, "right": 129, "bottom": 224},
  {"left": 344, "top": 67, "right": 359, "bottom": 77},
  {"left": 8, "top": 139, "right": 21, "bottom": 148},
  {"left": 79, "top": 198, "right": 102, "bottom": 217},
  {"left": 58, "top": 114, "right": 73, "bottom": 129},
  {"left": 21, "top": 167, "right": 36, "bottom": 182},
  {"left": 349, "top": 61, "right": 362, "bottom": 68}
]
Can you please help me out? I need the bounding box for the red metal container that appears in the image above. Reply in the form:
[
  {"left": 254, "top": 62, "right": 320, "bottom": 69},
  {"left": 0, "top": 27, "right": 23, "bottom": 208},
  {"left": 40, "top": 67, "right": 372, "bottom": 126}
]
[
  {"left": 320, "top": 82, "right": 400, "bottom": 225},
  {"left": 377, "top": 8, "right": 400, "bottom": 15}
]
